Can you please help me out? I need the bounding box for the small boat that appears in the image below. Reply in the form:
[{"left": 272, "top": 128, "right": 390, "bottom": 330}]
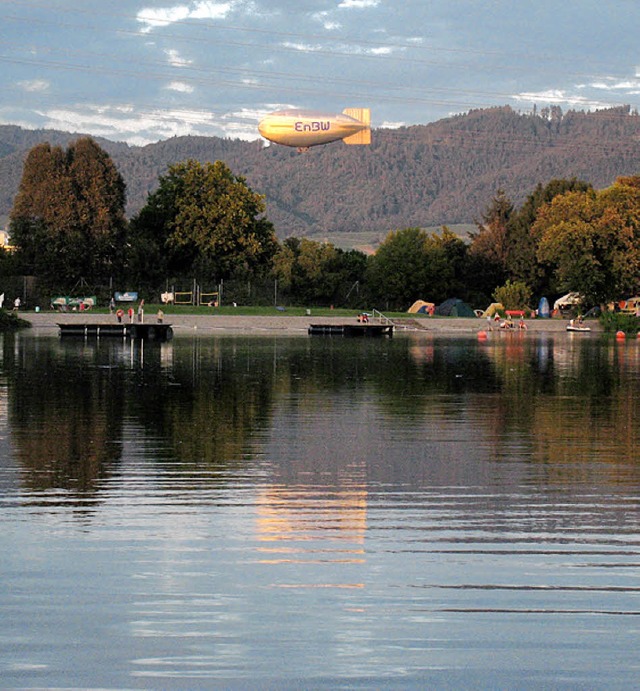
[{"left": 566, "top": 323, "right": 591, "bottom": 332}]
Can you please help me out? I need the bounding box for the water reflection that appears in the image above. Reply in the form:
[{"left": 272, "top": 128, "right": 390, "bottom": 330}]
[
  {"left": 3, "top": 332, "right": 640, "bottom": 499},
  {"left": 1, "top": 331, "right": 639, "bottom": 686}
]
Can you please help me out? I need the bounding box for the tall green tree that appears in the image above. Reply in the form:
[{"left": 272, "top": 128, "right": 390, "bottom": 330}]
[
  {"left": 365, "top": 228, "right": 432, "bottom": 309},
  {"left": 506, "top": 177, "right": 592, "bottom": 295},
  {"left": 534, "top": 178, "right": 640, "bottom": 305},
  {"left": 272, "top": 238, "right": 366, "bottom": 306},
  {"left": 9, "top": 138, "right": 127, "bottom": 288},
  {"left": 365, "top": 227, "right": 468, "bottom": 309},
  {"left": 128, "top": 160, "right": 277, "bottom": 285}
]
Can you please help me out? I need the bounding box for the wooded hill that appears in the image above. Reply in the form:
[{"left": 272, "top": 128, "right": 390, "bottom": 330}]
[{"left": 2, "top": 105, "right": 640, "bottom": 241}]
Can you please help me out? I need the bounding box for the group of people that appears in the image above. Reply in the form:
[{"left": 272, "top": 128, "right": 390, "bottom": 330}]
[
  {"left": 488, "top": 313, "right": 528, "bottom": 330},
  {"left": 112, "top": 298, "right": 165, "bottom": 324},
  {"left": 113, "top": 299, "right": 145, "bottom": 323}
]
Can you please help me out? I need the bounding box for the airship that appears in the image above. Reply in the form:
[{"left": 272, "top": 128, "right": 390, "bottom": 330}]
[{"left": 258, "top": 108, "right": 371, "bottom": 151}]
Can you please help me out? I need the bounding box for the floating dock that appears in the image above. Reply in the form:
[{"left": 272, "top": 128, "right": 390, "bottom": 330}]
[
  {"left": 58, "top": 322, "right": 173, "bottom": 341},
  {"left": 308, "top": 323, "right": 393, "bottom": 337}
]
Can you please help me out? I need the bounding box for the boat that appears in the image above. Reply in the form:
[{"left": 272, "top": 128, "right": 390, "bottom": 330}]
[{"left": 566, "top": 323, "right": 591, "bottom": 332}]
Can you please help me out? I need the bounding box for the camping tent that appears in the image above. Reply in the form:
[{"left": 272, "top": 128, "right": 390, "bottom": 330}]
[
  {"left": 553, "top": 292, "right": 581, "bottom": 311},
  {"left": 408, "top": 300, "right": 435, "bottom": 314},
  {"left": 435, "top": 298, "right": 476, "bottom": 317},
  {"left": 481, "top": 302, "right": 504, "bottom": 318}
]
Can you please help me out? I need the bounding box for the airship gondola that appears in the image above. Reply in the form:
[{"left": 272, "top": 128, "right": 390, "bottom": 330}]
[{"left": 258, "top": 108, "right": 371, "bottom": 152}]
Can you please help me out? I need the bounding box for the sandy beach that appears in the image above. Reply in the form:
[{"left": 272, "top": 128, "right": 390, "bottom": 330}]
[{"left": 18, "top": 311, "right": 594, "bottom": 336}]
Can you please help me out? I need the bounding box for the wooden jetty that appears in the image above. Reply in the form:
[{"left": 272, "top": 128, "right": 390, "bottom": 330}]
[
  {"left": 58, "top": 322, "right": 173, "bottom": 341},
  {"left": 308, "top": 323, "right": 393, "bottom": 337}
]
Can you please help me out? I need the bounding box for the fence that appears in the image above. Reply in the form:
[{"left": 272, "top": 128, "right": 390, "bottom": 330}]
[{"left": 0, "top": 275, "right": 367, "bottom": 310}]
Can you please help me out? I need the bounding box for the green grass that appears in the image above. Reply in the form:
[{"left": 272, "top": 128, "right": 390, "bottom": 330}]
[{"left": 53, "top": 303, "right": 425, "bottom": 320}]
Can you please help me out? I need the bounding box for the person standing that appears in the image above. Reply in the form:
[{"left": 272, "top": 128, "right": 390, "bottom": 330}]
[
  {"left": 137, "top": 299, "right": 144, "bottom": 323},
  {"left": 13, "top": 297, "right": 20, "bottom": 311}
]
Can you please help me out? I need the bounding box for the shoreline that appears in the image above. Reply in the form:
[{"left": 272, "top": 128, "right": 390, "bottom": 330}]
[{"left": 17, "top": 311, "right": 598, "bottom": 335}]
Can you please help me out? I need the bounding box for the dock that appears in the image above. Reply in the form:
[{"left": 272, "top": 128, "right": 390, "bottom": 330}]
[
  {"left": 308, "top": 323, "right": 393, "bottom": 337},
  {"left": 58, "top": 322, "right": 173, "bottom": 341}
]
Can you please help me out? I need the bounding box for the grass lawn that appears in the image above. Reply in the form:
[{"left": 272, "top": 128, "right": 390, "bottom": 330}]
[{"left": 74, "top": 304, "right": 423, "bottom": 320}]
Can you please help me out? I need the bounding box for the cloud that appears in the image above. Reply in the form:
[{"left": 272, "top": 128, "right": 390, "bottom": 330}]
[
  {"left": 165, "top": 49, "right": 192, "bottom": 67},
  {"left": 280, "top": 40, "right": 400, "bottom": 57},
  {"left": 512, "top": 89, "right": 614, "bottom": 110},
  {"left": 338, "top": 0, "right": 380, "bottom": 8},
  {"left": 165, "top": 81, "right": 195, "bottom": 93},
  {"left": 18, "top": 80, "right": 50, "bottom": 92},
  {"left": 137, "top": 1, "right": 232, "bottom": 33},
  {"left": 18, "top": 103, "right": 259, "bottom": 146},
  {"left": 311, "top": 12, "right": 342, "bottom": 31},
  {"left": 588, "top": 79, "right": 640, "bottom": 92}
]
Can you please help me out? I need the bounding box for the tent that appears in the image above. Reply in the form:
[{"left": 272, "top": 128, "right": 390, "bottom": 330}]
[
  {"left": 481, "top": 302, "right": 504, "bottom": 318},
  {"left": 434, "top": 298, "right": 476, "bottom": 318},
  {"left": 553, "top": 292, "right": 581, "bottom": 311},
  {"left": 620, "top": 296, "right": 640, "bottom": 313},
  {"left": 537, "top": 297, "right": 550, "bottom": 318},
  {"left": 408, "top": 300, "right": 435, "bottom": 314}
]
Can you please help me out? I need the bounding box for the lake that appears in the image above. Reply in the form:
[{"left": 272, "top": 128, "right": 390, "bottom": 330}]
[{"left": 0, "top": 330, "right": 639, "bottom": 688}]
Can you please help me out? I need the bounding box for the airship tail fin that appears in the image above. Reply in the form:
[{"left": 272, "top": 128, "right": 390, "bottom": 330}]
[{"left": 342, "top": 108, "right": 371, "bottom": 145}]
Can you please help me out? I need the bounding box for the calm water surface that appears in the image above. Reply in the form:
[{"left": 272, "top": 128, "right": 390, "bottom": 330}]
[{"left": 0, "top": 330, "right": 639, "bottom": 689}]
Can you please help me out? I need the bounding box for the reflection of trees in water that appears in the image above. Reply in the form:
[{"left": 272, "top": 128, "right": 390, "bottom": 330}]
[
  {"left": 6, "top": 336, "right": 280, "bottom": 497},
  {"left": 6, "top": 336, "right": 126, "bottom": 494},
  {"left": 132, "top": 338, "right": 276, "bottom": 470},
  {"left": 5, "top": 333, "right": 640, "bottom": 500}
]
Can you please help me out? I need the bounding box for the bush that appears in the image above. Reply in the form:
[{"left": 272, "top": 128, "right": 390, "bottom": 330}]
[
  {"left": 493, "top": 280, "right": 532, "bottom": 310},
  {"left": 599, "top": 311, "right": 640, "bottom": 334},
  {"left": 0, "top": 309, "right": 31, "bottom": 331}
]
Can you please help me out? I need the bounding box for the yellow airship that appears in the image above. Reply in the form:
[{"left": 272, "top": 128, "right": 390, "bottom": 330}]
[{"left": 258, "top": 108, "right": 371, "bottom": 151}]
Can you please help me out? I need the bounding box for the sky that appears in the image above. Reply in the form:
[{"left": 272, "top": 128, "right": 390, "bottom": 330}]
[{"left": 2, "top": 0, "right": 640, "bottom": 146}]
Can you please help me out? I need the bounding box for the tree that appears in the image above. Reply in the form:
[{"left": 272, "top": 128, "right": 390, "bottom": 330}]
[
  {"left": 128, "top": 160, "right": 277, "bottom": 284},
  {"left": 493, "top": 280, "right": 532, "bottom": 310},
  {"left": 506, "top": 178, "right": 592, "bottom": 295},
  {"left": 10, "top": 138, "right": 127, "bottom": 288},
  {"left": 365, "top": 228, "right": 432, "bottom": 309},
  {"left": 534, "top": 179, "right": 640, "bottom": 305},
  {"left": 469, "top": 189, "right": 513, "bottom": 271},
  {"left": 271, "top": 238, "right": 367, "bottom": 306},
  {"left": 466, "top": 190, "right": 512, "bottom": 300}
]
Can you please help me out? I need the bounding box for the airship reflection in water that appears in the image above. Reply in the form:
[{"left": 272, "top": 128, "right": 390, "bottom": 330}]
[{"left": 258, "top": 108, "right": 371, "bottom": 152}]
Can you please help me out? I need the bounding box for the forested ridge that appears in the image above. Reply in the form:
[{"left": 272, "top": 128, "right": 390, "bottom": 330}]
[{"left": 2, "top": 105, "right": 640, "bottom": 238}]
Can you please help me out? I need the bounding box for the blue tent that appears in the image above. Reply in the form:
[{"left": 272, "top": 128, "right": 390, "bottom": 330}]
[{"left": 537, "top": 297, "right": 550, "bottom": 318}]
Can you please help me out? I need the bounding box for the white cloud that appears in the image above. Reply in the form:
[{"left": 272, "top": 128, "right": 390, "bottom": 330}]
[
  {"left": 137, "top": 6, "right": 190, "bottom": 33},
  {"left": 588, "top": 79, "right": 640, "bottom": 91},
  {"left": 21, "top": 103, "right": 260, "bottom": 146},
  {"left": 137, "top": 1, "right": 232, "bottom": 33},
  {"left": 190, "top": 0, "right": 232, "bottom": 20},
  {"left": 512, "top": 89, "right": 614, "bottom": 110},
  {"left": 165, "top": 49, "right": 192, "bottom": 67},
  {"left": 18, "top": 80, "right": 49, "bottom": 92},
  {"left": 338, "top": 0, "right": 380, "bottom": 8},
  {"left": 165, "top": 81, "right": 195, "bottom": 93},
  {"left": 280, "top": 41, "right": 322, "bottom": 53},
  {"left": 280, "top": 40, "right": 399, "bottom": 57},
  {"left": 311, "top": 11, "right": 342, "bottom": 30}
]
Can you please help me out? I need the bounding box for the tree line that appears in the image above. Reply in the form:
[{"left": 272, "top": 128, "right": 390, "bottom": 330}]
[{"left": 3, "top": 136, "right": 640, "bottom": 311}]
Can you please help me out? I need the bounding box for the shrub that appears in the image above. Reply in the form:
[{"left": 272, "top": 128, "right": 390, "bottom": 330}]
[{"left": 599, "top": 311, "right": 640, "bottom": 334}]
